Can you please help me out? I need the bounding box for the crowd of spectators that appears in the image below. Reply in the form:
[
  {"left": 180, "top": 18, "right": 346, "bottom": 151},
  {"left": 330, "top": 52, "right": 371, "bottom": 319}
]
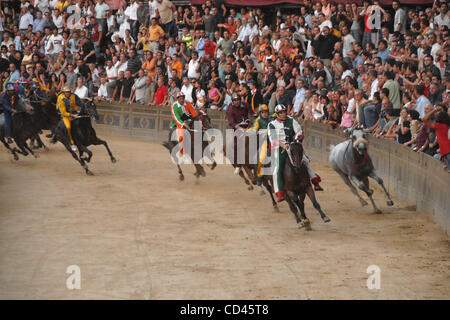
[{"left": 0, "top": 0, "right": 449, "bottom": 169}]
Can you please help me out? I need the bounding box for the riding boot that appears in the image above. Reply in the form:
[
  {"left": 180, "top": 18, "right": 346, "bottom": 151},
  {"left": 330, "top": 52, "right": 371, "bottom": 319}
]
[
  {"left": 311, "top": 176, "right": 324, "bottom": 191},
  {"left": 256, "top": 177, "right": 263, "bottom": 186},
  {"left": 276, "top": 191, "right": 285, "bottom": 202}
]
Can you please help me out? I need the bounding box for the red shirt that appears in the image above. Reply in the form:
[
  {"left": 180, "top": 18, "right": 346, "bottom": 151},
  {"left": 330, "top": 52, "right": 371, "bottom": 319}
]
[
  {"left": 204, "top": 41, "right": 216, "bottom": 57},
  {"left": 155, "top": 85, "right": 167, "bottom": 105},
  {"left": 434, "top": 123, "right": 450, "bottom": 156}
]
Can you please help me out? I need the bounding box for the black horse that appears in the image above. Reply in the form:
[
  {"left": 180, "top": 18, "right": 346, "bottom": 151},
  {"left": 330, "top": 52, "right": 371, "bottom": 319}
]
[
  {"left": 162, "top": 110, "right": 217, "bottom": 180},
  {"left": 283, "top": 138, "right": 330, "bottom": 230},
  {"left": 0, "top": 95, "right": 43, "bottom": 160},
  {"left": 54, "top": 99, "right": 116, "bottom": 175},
  {"left": 28, "top": 88, "right": 60, "bottom": 148}
]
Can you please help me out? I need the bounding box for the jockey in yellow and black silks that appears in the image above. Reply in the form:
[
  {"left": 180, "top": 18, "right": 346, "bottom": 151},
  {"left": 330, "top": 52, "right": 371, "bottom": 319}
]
[{"left": 56, "top": 87, "right": 82, "bottom": 151}]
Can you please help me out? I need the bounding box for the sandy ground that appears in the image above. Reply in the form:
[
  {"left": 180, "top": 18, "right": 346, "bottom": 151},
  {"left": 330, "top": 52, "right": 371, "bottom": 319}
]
[{"left": 0, "top": 135, "right": 449, "bottom": 300}]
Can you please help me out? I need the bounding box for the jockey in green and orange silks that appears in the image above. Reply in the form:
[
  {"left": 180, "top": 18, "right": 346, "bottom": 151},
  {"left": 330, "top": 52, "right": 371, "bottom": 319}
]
[{"left": 171, "top": 92, "right": 198, "bottom": 155}]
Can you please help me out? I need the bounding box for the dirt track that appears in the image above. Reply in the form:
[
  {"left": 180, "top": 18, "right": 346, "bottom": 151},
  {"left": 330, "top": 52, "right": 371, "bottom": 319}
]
[{"left": 0, "top": 136, "right": 449, "bottom": 299}]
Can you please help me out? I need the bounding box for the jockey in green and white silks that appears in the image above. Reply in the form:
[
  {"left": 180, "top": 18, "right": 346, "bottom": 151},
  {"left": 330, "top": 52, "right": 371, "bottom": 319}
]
[{"left": 268, "top": 104, "right": 324, "bottom": 202}]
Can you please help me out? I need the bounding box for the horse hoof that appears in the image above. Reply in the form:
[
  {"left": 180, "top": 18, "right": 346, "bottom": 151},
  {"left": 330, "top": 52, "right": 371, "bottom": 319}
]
[
  {"left": 322, "top": 216, "right": 331, "bottom": 223},
  {"left": 297, "top": 221, "right": 305, "bottom": 229},
  {"left": 34, "top": 154, "right": 40, "bottom": 159},
  {"left": 111, "top": 158, "right": 117, "bottom": 163},
  {"left": 179, "top": 175, "right": 184, "bottom": 181},
  {"left": 303, "top": 219, "right": 312, "bottom": 231},
  {"left": 360, "top": 199, "right": 368, "bottom": 207},
  {"left": 375, "top": 209, "right": 382, "bottom": 214},
  {"left": 247, "top": 186, "right": 253, "bottom": 191},
  {"left": 387, "top": 200, "right": 394, "bottom": 206},
  {"left": 86, "top": 170, "right": 94, "bottom": 176},
  {"left": 273, "top": 206, "right": 280, "bottom": 213},
  {"left": 13, "top": 155, "right": 19, "bottom": 161}
]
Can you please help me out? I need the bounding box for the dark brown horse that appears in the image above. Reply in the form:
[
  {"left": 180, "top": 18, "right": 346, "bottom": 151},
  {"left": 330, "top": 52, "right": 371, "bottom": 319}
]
[
  {"left": 163, "top": 111, "right": 217, "bottom": 181},
  {"left": 283, "top": 139, "right": 330, "bottom": 230},
  {"left": 223, "top": 129, "right": 278, "bottom": 210}
]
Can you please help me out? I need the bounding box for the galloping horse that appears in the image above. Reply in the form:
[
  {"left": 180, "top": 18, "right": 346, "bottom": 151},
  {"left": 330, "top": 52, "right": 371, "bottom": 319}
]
[
  {"left": 283, "top": 138, "right": 330, "bottom": 230},
  {"left": 162, "top": 111, "right": 217, "bottom": 181},
  {"left": 329, "top": 127, "right": 394, "bottom": 213},
  {"left": 54, "top": 99, "right": 116, "bottom": 175},
  {"left": 223, "top": 128, "right": 278, "bottom": 210},
  {"left": 0, "top": 96, "right": 43, "bottom": 160}
]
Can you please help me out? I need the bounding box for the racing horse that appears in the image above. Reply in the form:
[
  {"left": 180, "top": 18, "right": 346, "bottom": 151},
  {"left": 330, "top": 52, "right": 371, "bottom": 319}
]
[
  {"left": 329, "top": 127, "right": 394, "bottom": 213},
  {"left": 27, "top": 87, "right": 59, "bottom": 148},
  {"left": 162, "top": 110, "right": 217, "bottom": 181},
  {"left": 283, "top": 137, "right": 330, "bottom": 230},
  {"left": 223, "top": 126, "right": 279, "bottom": 210},
  {"left": 0, "top": 95, "right": 43, "bottom": 160},
  {"left": 53, "top": 99, "right": 117, "bottom": 175}
]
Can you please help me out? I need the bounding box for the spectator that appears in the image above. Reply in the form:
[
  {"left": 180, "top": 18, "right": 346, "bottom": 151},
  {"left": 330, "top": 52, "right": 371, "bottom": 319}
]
[
  {"left": 154, "top": 76, "right": 168, "bottom": 106},
  {"left": 74, "top": 77, "right": 88, "bottom": 99}
]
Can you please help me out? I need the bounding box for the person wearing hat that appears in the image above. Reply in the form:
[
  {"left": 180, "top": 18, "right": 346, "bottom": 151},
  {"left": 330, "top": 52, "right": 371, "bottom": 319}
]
[
  {"left": 268, "top": 104, "right": 324, "bottom": 202},
  {"left": 170, "top": 92, "right": 198, "bottom": 155},
  {"left": 0, "top": 84, "right": 19, "bottom": 143},
  {"left": 249, "top": 104, "right": 273, "bottom": 185},
  {"left": 55, "top": 86, "right": 83, "bottom": 151}
]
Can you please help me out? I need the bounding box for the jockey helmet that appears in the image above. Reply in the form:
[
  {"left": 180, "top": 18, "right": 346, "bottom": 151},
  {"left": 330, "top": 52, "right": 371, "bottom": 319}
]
[
  {"left": 6, "top": 84, "right": 14, "bottom": 91},
  {"left": 259, "top": 104, "right": 269, "bottom": 113},
  {"left": 176, "top": 92, "right": 185, "bottom": 98},
  {"left": 274, "top": 104, "right": 287, "bottom": 113},
  {"left": 62, "top": 87, "right": 71, "bottom": 93},
  {"left": 232, "top": 93, "right": 240, "bottom": 101}
]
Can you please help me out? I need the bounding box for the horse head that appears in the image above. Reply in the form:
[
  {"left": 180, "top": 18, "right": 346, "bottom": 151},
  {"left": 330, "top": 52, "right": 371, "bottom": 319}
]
[
  {"left": 194, "top": 109, "right": 212, "bottom": 131},
  {"left": 16, "top": 96, "right": 34, "bottom": 114},
  {"left": 288, "top": 135, "right": 305, "bottom": 170},
  {"left": 81, "top": 98, "right": 99, "bottom": 121},
  {"left": 350, "top": 128, "right": 369, "bottom": 156}
]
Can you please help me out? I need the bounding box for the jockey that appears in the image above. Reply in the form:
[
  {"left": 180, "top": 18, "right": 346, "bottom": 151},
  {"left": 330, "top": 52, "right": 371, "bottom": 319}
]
[
  {"left": 12, "top": 78, "right": 27, "bottom": 96},
  {"left": 56, "top": 87, "right": 82, "bottom": 152},
  {"left": 0, "top": 84, "right": 19, "bottom": 143},
  {"left": 170, "top": 92, "right": 197, "bottom": 155},
  {"left": 249, "top": 104, "right": 272, "bottom": 185},
  {"left": 268, "top": 104, "right": 324, "bottom": 202}
]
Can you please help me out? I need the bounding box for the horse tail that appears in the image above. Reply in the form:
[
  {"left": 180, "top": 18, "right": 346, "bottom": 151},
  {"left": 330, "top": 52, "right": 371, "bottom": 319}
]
[{"left": 162, "top": 141, "right": 171, "bottom": 151}]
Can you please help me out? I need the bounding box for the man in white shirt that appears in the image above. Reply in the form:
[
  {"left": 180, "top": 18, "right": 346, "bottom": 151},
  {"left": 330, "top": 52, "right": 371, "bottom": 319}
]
[
  {"left": 237, "top": 17, "right": 259, "bottom": 42},
  {"left": 148, "top": 0, "right": 158, "bottom": 19},
  {"left": 341, "top": 26, "right": 355, "bottom": 58},
  {"left": 187, "top": 51, "right": 200, "bottom": 79},
  {"left": 46, "top": 27, "right": 64, "bottom": 59},
  {"left": 19, "top": 7, "right": 34, "bottom": 33},
  {"left": 105, "top": 59, "right": 118, "bottom": 99},
  {"left": 392, "top": 1, "right": 406, "bottom": 33},
  {"left": 35, "top": 0, "right": 50, "bottom": 14},
  {"left": 180, "top": 77, "right": 194, "bottom": 103},
  {"left": 292, "top": 79, "right": 306, "bottom": 115},
  {"left": 124, "top": 0, "right": 139, "bottom": 40},
  {"left": 74, "top": 78, "right": 89, "bottom": 99},
  {"left": 367, "top": 70, "right": 379, "bottom": 100},
  {"left": 317, "top": 13, "right": 332, "bottom": 32},
  {"left": 96, "top": 77, "right": 109, "bottom": 101},
  {"left": 434, "top": 2, "right": 449, "bottom": 29},
  {"left": 52, "top": 8, "right": 64, "bottom": 32}
]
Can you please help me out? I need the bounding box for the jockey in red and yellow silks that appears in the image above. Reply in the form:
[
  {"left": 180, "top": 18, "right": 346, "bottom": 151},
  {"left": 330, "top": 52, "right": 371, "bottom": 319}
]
[{"left": 170, "top": 92, "right": 197, "bottom": 155}]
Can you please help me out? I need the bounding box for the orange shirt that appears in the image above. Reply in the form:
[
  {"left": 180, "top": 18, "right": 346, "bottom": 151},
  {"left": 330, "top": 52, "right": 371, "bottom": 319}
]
[
  {"left": 148, "top": 25, "right": 165, "bottom": 42},
  {"left": 142, "top": 58, "right": 156, "bottom": 78},
  {"left": 171, "top": 60, "right": 183, "bottom": 79}
]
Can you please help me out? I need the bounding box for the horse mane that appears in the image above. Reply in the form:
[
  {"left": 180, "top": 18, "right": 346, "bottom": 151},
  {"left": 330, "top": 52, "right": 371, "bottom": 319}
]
[{"left": 353, "top": 137, "right": 368, "bottom": 149}]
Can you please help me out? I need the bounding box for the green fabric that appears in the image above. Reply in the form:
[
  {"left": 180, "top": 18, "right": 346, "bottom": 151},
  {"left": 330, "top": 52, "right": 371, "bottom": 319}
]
[{"left": 383, "top": 80, "right": 401, "bottom": 109}]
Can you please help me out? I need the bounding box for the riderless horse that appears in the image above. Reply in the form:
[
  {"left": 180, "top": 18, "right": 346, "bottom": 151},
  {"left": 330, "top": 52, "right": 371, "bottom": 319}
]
[
  {"left": 53, "top": 99, "right": 116, "bottom": 175},
  {"left": 329, "top": 127, "right": 394, "bottom": 213},
  {"left": 162, "top": 110, "right": 217, "bottom": 181},
  {"left": 284, "top": 136, "right": 330, "bottom": 229}
]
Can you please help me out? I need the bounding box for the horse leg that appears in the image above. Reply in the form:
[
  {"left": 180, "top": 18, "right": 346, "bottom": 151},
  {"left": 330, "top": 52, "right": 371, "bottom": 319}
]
[
  {"left": 92, "top": 138, "right": 116, "bottom": 163},
  {"left": 33, "top": 133, "right": 48, "bottom": 151},
  {"left": 193, "top": 164, "right": 206, "bottom": 178},
  {"left": 242, "top": 165, "right": 257, "bottom": 185},
  {"left": 79, "top": 145, "right": 93, "bottom": 163},
  {"left": 62, "top": 141, "right": 93, "bottom": 175},
  {"left": 305, "top": 186, "right": 330, "bottom": 223},
  {"left": 1, "top": 138, "right": 19, "bottom": 160},
  {"left": 369, "top": 171, "right": 394, "bottom": 206},
  {"left": 362, "top": 177, "right": 381, "bottom": 214},
  {"left": 238, "top": 169, "right": 253, "bottom": 190},
  {"left": 294, "top": 193, "right": 312, "bottom": 230},
  {"left": 23, "top": 141, "right": 39, "bottom": 159},
  {"left": 262, "top": 177, "right": 279, "bottom": 212},
  {"left": 286, "top": 191, "right": 304, "bottom": 229},
  {"left": 177, "top": 164, "right": 184, "bottom": 181},
  {"left": 336, "top": 170, "right": 368, "bottom": 206}
]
